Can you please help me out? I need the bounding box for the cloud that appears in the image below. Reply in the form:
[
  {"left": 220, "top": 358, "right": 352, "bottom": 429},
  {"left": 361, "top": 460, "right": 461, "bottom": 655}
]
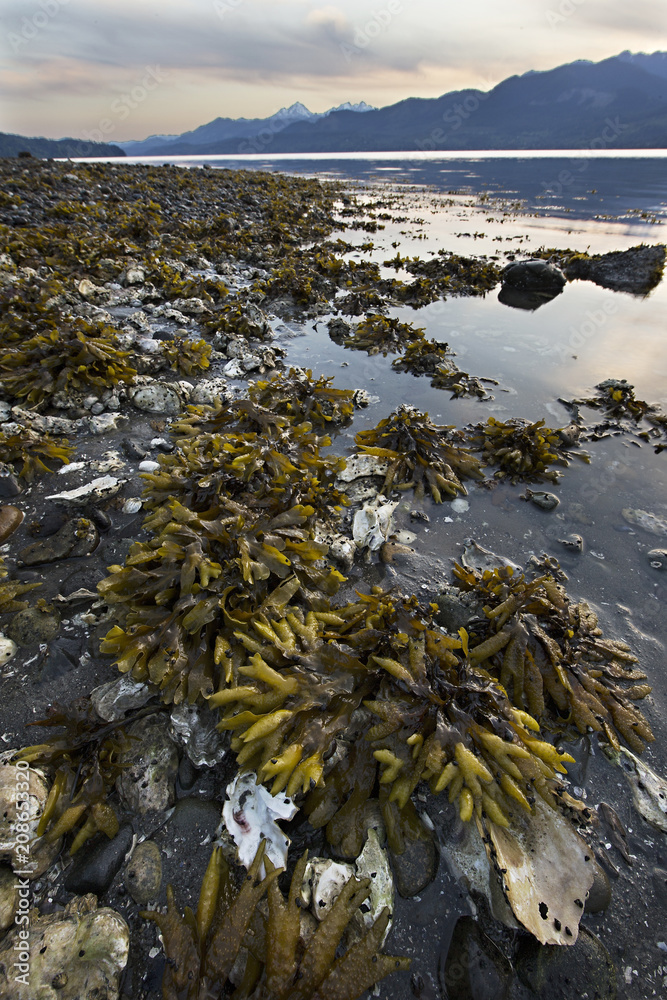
[{"left": 2, "top": 0, "right": 665, "bottom": 138}]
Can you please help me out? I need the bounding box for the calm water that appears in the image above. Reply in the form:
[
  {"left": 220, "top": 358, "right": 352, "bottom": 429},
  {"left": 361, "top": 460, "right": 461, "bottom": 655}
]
[{"left": 88, "top": 152, "right": 667, "bottom": 997}]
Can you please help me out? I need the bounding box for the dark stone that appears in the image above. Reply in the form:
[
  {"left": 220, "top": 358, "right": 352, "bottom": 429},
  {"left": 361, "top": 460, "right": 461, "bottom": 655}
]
[
  {"left": 6, "top": 605, "right": 61, "bottom": 646},
  {"left": 439, "top": 916, "right": 513, "bottom": 999},
  {"left": 18, "top": 517, "right": 99, "bottom": 565},
  {"left": 123, "top": 840, "right": 162, "bottom": 904},
  {"left": 515, "top": 926, "right": 616, "bottom": 1000},
  {"left": 585, "top": 862, "right": 612, "bottom": 913},
  {"left": 60, "top": 562, "right": 107, "bottom": 597},
  {"left": 178, "top": 756, "right": 197, "bottom": 792},
  {"left": 122, "top": 438, "right": 149, "bottom": 460},
  {"left": 501, "top": 259, "right": 567, "bottom": 292},
  {"left": 391, "top": 832, "right": 438, "bottom": 899},
  {"left": 0, "top": 471, "right": 21, "bottom": 498},
  {"left": 63, "top": 825, "right": 134, "bottom": 896},
  {"left": 565, "top": 244, "right": 666, "bottom": 294}
]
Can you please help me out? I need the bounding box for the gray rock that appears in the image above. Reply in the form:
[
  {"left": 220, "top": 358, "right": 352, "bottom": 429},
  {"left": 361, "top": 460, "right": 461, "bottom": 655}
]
[
  {"left": 123, "top": 840, "right": 162, "bottom": 904},
  {"left": 117, "top": 714, "right": 179, "bottom": 815},
  {"left": 390, "top": 831, "right": 438, "bottom": 899},
  {"left": 515, "top": 926, "right": 616, "bottom": 1000},
  {"left": 90, "top": 675, "right": 155, "bottom": 722},
  {"left": 124, "top": 265, "right": 145, "bottom": 286},
  {"left": 17, "top": 516, "right": 99, "bottom": 565},
  {"left": 585, "top": 862, "right": 612, "bottom": 914},
  {"left": 565, "top": 243, "right": 665, "bottom": 295},
  {"left": 6, "top": 605, "right": 61, "bottom": 646},
  {"left": 130, "top": 384, "right": 181, "bottom": 415},
  {"left": 502, "top": 259, "right": 566, "bottom": 292},
  {"left": 440, "top": 916, "right": 513, "bottom": 1000},
  {"left": 647, "top": 547, "right": 667, "bottom": 570},
  {"left": 0, "top": 893, "right": 129, "bottom": 1000},
  {"left": 64, "top": 825, "right": 134, "bottom": 896},
  {"left": 0, "top": 470, "right": 21, "bottom": 498}
]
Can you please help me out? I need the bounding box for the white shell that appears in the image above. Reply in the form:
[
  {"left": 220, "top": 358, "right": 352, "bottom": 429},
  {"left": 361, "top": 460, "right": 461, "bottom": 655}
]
[{"left": 222, "top": 772, "right": 298, "bottom": 873}]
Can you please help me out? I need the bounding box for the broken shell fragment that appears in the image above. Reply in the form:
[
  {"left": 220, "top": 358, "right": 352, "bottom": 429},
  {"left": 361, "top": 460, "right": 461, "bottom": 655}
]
[
  {"left": 221, "top": 771, "right": 297, "bottom": 873},
  {"left": 46, "top": 476, "right": 122, "bottom": 507}
]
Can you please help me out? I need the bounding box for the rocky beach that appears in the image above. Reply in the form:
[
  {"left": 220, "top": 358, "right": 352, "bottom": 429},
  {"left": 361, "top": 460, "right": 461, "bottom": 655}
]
[{"left": 0, "top": 156, "right": 666, "bottom": 1000}]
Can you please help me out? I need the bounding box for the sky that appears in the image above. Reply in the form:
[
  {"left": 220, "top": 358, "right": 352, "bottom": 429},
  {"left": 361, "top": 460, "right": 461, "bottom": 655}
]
[{"left": 1, "top": 0, "right": 666, "bottom": 142}]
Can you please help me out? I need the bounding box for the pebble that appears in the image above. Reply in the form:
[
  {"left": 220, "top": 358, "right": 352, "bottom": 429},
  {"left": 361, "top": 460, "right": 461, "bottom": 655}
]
[
  {"left": 131, "top": 384, "right": 182, "bottom": 415},
  {"left": 0, "top": 635, "right": 18, "bottom": 666},
  {"left": 18, "top": 516, "right": 99, "bottom": 565},
  {"left": 90, "top": 675, "right": 154, "bottom": 722},
  {"left": 558, "top": 533, "right": 584, "bottom": 553},
  {"left": 123, "top": 841, "right": 162, "bottom": 904},
  {"left": 647, "top": 548, "right": 667, "bottom": 570},
  {"left": 585, "top": 861, "right": 612, "bottom": 913},
  {"left": 124, "top": 265, "right": 145, "bottom": 285},
  {"left": 0, "top": 471, "right": 21, "bottom": 498},
  {"left": 64, "top": 825, "right": 134, "bottom": 896},
  {"left": 6, "top": 605, "right": 61, "bottom": 646},
  {"left": 123, "top": 498, "right": 143, "bottom": 514},
  {"left": 0, "top": 505, "right": 23, "bottom": 542},
  {"left": 390, "top": 830, "right": 438, "bottom": 898},
  {"left": 515, "top": 926, "right": 616, "bottom": 1000},
  {"left": 138, "top": 460, "right": 160, "bottom": 473},
  {"left": 442, "top": 916, "right": 512, "bottom": 998},
  {"left": 122, "top": 438, "right": 149, "bottom": 460},
  {"left": 117, "top": 714, "right": 179, "bottom": 815}
]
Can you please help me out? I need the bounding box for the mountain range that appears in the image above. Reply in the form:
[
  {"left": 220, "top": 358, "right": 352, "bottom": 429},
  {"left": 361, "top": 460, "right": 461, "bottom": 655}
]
[
  {"left": 117, "top": 51, "right": 667, "bottom": 155},
  {"left": 3, "top": 51, "right": 667, "bottom": 159},
  {"left": 119, "top": 102, "right": 375, "bottom": 156}
]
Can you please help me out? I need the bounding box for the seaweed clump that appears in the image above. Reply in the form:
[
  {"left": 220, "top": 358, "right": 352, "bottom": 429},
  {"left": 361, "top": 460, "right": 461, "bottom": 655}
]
[
  {"left": 143, "top": 842, "right": 409, "bottom": 1000},
  {"left": 452, "top": 562, "right": 654, "bottom": 754},
  {"left": 354, "top": 405, "right": 484, "bottom": 502},
  {"left": 13, "top": 697, "right": 132, "bottom": 853},
  {"left": 469, "top": 416, "right": 583, "bottom": 483},
  {"left": 0, "top": 425, "right": 73, "bottom": 480},
  {"left": 577, "top": 378, "right": 650, "bottom": 421},
  {"left": 0, "top": 320, "right": 137, "bottom": 408},
  {"left": 339, "top": 315, "right": 425, "bottom": 356},
  {"left": 392, "top": 339, "right": 498, "bottom": 399}
]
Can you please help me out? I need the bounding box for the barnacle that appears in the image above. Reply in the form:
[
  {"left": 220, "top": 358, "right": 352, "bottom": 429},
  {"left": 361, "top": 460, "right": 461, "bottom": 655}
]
[
  {"left": 353, "top": 405, "right": 484, "bottom": 502},
  {"left": 0, "top": 426, "right": 73, "bottom": 480},
  {"left": 13, "top": 697, "right": 131, "bottom": 853},
  {"left": 143, "top": 841, "right": 409, "bottom": 1000},
  {"left": 468, "top": 416, "right": 583, "bottom": 483}
]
